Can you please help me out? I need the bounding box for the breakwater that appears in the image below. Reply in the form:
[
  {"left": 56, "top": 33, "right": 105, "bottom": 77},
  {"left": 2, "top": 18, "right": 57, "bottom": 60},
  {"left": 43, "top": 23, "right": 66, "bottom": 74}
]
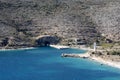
[{"left": 61, "top": 53, "right": 90, "bottom": 58}]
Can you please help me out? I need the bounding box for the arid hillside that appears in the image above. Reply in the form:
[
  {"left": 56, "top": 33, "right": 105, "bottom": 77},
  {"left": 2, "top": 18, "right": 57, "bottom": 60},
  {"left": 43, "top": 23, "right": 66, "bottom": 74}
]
[{"left": 0, "top": 0, "right": 120, "bottom": 48}]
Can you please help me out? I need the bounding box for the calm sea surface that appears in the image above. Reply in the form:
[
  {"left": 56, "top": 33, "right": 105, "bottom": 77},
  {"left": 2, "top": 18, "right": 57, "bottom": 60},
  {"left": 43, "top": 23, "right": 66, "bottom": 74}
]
[{"left": 0, "top": 47, "right": 120, "bottom": 80}]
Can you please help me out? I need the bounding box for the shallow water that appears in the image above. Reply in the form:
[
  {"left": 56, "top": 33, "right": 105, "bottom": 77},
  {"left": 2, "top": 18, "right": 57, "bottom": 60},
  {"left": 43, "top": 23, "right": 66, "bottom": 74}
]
[{"left": 0, "top": 47, "right": 120, "bottom": 80}]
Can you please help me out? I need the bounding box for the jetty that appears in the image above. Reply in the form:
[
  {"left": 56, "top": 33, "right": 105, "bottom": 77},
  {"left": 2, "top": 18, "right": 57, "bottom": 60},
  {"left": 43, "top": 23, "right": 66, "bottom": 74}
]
[
  {"left": 61, "top": 53, "right": 90, "bottom": 58},
  {"left": 50, "top": 45, "right": 69, "bottom": 49}
]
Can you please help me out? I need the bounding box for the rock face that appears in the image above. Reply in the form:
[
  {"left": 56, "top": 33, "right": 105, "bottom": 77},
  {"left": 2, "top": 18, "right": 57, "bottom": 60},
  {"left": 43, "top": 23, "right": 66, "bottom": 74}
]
[
  {"left": 0, "top": 38, "right": 9, "bottom": 47},
  {"left": 0, "top": 0, "right": 120, "bottom": 48},
  {"left": 35, "top": 35, "right": 60, "bottom": 46},
  {"left": 90, "top": 2, "right": 120, "bottom": 41}
]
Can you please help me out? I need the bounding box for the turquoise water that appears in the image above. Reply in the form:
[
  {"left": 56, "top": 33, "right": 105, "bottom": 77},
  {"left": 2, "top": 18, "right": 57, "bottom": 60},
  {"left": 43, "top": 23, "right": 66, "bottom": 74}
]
[{"left": 0, "top": 47, "right": 120, "bottom": 80}]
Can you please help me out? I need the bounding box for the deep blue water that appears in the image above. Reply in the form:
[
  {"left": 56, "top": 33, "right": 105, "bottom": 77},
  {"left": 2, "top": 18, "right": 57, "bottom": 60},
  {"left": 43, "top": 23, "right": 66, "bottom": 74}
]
[{"left": 0, "top": 47, "right": 120, "bottom": 80}]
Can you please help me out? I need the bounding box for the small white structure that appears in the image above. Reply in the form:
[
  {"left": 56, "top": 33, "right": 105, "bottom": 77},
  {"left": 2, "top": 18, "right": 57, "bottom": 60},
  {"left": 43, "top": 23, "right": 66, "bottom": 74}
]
[{"left": 93, "top": 42, "right": 97, "bottom": 52}]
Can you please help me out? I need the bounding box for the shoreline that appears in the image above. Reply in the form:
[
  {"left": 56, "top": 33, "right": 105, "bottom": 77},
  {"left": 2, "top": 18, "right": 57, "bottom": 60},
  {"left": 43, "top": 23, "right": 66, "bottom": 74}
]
[
  {"left": 69, "top": 45, "right": 120, "bottom": 69},
  {"left": 0, "top": 47, "right": 35, "bottom": 51},
  {"left": 62, "top": 51, "right": 120, "bottom": 69},
  {"left": 84, "top": 51, "right": 120, "bottom": 69},
  {"left": 50, "top": 45, "right": 69, "bottom": 49},
  {"left": 0, "top": 45, "right": 120, "bottom": 69},
  {"left": 90, "top": 56, "right": 120, "bottom": 69}
]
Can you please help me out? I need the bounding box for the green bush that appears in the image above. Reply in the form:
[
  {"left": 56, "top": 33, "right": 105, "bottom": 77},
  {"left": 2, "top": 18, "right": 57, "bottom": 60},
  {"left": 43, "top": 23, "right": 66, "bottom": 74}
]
[
  {"left": 101, "top": 43, "right": 114, "bottom": 48},
  {"left": 110, "top": 51, "right": 120, "bottom": 55}
]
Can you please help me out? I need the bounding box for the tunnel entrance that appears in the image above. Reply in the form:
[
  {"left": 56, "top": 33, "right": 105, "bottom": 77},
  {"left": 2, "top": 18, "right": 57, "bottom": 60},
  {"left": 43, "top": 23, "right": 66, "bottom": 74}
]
[
  {"left": 36, "top": 40, "right": 50, "bottom": 46},
  {"left": 44, "top": 41, "right": 50, "bottom": 46},
  {"left": 35, "top": 35, "right": 60, "bottom": 47}
]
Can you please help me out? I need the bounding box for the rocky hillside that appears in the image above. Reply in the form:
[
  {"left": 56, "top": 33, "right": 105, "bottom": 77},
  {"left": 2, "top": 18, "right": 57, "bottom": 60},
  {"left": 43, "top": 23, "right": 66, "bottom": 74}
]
[{"left": 0, "top": 0, "right": 120, "bottom": 48}]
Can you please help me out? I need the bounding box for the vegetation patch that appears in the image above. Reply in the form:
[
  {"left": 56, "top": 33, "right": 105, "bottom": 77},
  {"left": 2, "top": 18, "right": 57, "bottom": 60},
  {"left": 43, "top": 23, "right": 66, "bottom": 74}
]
[{"left": 108, "top": 51, "right": 120, "bottom": 55}]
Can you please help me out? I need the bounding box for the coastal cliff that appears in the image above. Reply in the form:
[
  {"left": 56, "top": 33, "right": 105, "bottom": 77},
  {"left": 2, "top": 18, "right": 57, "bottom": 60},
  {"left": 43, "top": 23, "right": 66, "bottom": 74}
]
[{"left": 0, "top": 0, "right": 120, "bottom": 49}]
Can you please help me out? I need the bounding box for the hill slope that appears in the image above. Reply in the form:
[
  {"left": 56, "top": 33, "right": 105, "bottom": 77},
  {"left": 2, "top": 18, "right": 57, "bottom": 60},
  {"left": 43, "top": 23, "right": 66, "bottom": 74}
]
[{"left": 0, "top": 0, "right": 120, "bottom": 48}]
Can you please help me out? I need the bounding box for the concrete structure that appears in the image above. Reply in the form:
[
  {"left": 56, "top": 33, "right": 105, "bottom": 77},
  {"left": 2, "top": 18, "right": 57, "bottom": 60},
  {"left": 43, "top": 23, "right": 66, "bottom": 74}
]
[{"left": 61, "top": 53, "right": 90, "bottom": 58}]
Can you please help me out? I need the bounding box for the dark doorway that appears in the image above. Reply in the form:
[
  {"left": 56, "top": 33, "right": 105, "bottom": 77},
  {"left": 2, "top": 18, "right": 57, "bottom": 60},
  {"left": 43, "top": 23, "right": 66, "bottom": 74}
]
[{"left": 44, "top": 41, "right": 50, "bottom": 46}]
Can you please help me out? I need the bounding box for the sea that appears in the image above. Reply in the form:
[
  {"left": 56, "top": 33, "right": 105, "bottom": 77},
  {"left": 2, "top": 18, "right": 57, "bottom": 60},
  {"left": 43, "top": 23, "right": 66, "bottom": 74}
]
[{"left": 0, "top": 47, "right": 120, "bottom": 80}]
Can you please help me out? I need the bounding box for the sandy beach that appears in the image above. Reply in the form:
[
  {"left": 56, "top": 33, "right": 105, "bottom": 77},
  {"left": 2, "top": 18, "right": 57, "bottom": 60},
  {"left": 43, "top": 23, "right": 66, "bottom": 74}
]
[
  {"left": 83, "top": 50, "right": 120, "bottom": 69},
  {"left": 50, "top": 45, "right": 69, "bottom": 49},
  {"left": 90, "top": 56, "right": 120, "bottom": 69}
]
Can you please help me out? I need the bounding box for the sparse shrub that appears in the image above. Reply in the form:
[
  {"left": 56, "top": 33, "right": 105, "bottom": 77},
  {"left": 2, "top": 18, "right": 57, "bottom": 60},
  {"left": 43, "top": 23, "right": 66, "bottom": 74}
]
[{"left": 109, "top": 51, "right": 120, "bottom": 55}]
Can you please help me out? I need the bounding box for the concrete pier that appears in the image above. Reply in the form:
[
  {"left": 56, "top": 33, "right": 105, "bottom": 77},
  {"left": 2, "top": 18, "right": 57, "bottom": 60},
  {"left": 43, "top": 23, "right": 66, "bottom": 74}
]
[{"left": 61, "top": 53, "right": 90, "bottom": 58}]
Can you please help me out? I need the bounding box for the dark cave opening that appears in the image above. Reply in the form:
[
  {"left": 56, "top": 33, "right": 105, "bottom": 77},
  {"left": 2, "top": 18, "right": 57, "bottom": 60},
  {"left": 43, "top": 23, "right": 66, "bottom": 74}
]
[{"left": 44, "top": 41, "right": 50, "bottom": 46}]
